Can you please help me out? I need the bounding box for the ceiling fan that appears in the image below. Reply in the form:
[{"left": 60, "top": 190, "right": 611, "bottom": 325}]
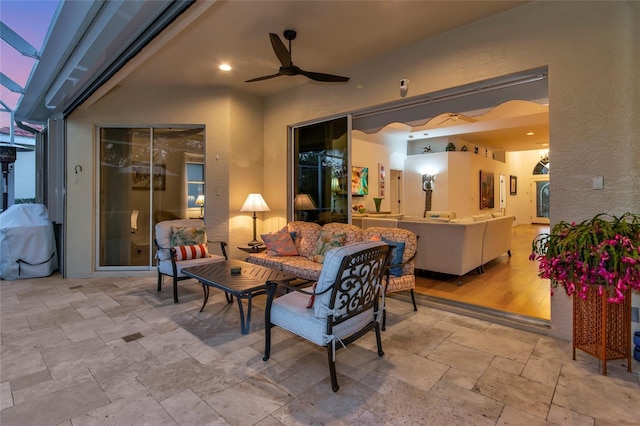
[
  {"left": 434, "top": 113, "right": 477, "bottom": 126},
  {"left": 245, "top": 29, "right": 350, "bottom": 83}
]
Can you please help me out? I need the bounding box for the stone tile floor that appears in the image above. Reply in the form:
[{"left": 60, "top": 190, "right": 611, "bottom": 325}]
[{"left": 1, "top": 274, "right": 639, "bottom": 425}]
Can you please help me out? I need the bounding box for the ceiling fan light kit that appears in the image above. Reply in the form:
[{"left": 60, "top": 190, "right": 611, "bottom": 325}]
[{"left": 246, "top": 30, "right": 350, "bottom": 83}]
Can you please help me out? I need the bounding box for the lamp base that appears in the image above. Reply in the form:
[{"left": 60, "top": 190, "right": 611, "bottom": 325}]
[{"left": 248, "top": 240, "right": 262, "bottom": 247}]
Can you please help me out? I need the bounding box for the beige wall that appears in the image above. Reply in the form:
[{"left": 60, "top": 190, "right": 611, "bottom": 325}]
[
  {"left": 260, "top": 1, "right": 640, "bottom": 338},
  {"left": 403, "top": 152, "right": 509, "bottom": 218},
  {"left": 67, "top": 85, "right": 263, "bottom": 277}
]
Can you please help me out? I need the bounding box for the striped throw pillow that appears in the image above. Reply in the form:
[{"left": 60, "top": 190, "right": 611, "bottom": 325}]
[{"left": 174, "top": 244, "right": 209, "bottom": 260}]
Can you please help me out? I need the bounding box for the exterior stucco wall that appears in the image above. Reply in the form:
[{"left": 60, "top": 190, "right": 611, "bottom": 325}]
[
  {"left": 261, "top": 1, "right": 640, "bottom": 339},
  {"left": 66, "top": 85, "right": 263, "bottom": 277}
]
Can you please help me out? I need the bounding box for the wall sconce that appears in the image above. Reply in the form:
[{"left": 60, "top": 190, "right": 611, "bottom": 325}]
[
  {"left": 422, "top": 174, "right": 435, "bottom": 217},
  {"left": 422, "top": 174, "right": 435, "bottom": 191},
  {"left": 195, "top": 194, "right": 205, "bottom": 217},
  {"left": 240, "top": 193, "right": 270, "bottom": 246}
]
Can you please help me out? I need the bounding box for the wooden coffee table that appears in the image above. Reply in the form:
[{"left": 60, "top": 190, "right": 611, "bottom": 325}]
[{"left": 182, "top": 260, "right": 296, "bottom": 334}]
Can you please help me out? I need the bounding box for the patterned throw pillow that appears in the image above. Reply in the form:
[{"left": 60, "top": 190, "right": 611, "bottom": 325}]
[
  {"left": 382, "top": 237, "right": 405, "bottom": 277},
  {"left": 174, "top": 244, "right": 209, "bottom": 260},
  {"left": 261, "top": 229, "right": 299, "bottom": 256},
  {"left": 171, "top": 226, "right": 207, "bottom": 246},
  {"left": 308, "top": 231, "right": 346, "bottom": 263}
]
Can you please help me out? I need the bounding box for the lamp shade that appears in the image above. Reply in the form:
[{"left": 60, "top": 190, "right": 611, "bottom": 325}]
[
  {"left": 240, "top": 193, "right": 270, "bottom": 212},
  {"left": 195, "top": 195, "right": 205, "bottom": 206},
  {"left": 294, "top": 194, "right": 317, "bottom": 210}
]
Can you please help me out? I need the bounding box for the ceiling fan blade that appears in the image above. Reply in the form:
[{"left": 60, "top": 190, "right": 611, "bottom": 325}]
[
  {"left": 245, "top": 72, "right": 283, "bottom": 83},
  {"left": 269, "top": 33, "right": 291, "bottom": 67},
  {"left": 299, "top": 69, "right": 350, "bottom": 82}
]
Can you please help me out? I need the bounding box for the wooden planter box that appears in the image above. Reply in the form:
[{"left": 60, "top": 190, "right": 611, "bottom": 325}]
[{"left": 573, "top": 287, "right": 632, "bottom": 375}]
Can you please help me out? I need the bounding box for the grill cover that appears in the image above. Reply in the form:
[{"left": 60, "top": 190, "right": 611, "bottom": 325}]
[{"left": 0, "top": 204, "right": 58, "bottom": 280}]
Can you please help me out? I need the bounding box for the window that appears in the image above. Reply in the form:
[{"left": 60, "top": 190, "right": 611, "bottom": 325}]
[{"left": 187, "top": 162, "right": 204, "bottom": 215}]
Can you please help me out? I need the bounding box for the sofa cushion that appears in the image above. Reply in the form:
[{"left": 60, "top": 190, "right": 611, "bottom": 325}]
[
  {"left": 382, "top": 237, "right": 405, "bottom": 277},
  {"left": 171, "top": 225, "right": 207, "bottom": 246},
  {"left": 472, "top": 213, "right": 493, "bottom": 222},
  {"left": 287, "top": 221, "right": 322, "bottom": 258},
  {"left": 155, "top": 219, "right": 206, "bottom": 261},
  {"left": 450, "top": 216, "right": 474, "bottom": 224},
  {"left": 246, "top": 253, "right": 323, "bottom": 281},
  {"left": 261, "top": 229, "right": 298, "bottom": 256},
  {"left": 174, "top": 244, "right": 208, "bottom": 260},
  {"left": 362, "top": 227, "right": 417, "bottom": 277},
  {"left": 425, "top": 210, "right": 456, "bottom": 219},
  {"left": 309, "top": 230, "right": 346, "bottom": 263},
  {"left": 321, "top": 222, "right": 363, "bottom": 246}
]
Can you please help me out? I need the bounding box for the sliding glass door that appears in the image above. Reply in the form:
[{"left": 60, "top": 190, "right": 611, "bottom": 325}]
[
  {"left": 290, "top": 116, "right": 351, "bottom": 224},
  {"left": 98, "top": 127, "right": 205, "bottom": 268}
]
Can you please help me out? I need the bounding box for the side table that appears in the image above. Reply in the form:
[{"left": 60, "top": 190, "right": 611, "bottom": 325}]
[{"left": 238, "top": 245, "right": 266, "bottom": 253}]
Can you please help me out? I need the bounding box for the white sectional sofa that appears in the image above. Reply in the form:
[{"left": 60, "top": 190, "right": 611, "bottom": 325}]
[{"left": 360, "top": 213, "right": 514, "bottom": 284}]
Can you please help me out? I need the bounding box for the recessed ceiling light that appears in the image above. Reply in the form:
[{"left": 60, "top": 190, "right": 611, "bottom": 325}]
[
  {"left": 526, "top": 132, "right": 535, "bottom": 136},
  {"left": 219, "top": 64, "right": 232, "bottom": 71}
]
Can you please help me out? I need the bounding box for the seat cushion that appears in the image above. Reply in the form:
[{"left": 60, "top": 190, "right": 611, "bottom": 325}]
[
  {"left": 270, "top": 290, "right": 374, "bottom": 346},
  {"left": 157, "top": 254, "right": 225, "bottom": 277},
  {"left": 384, "top": 274, "right": 415, "bottom": 293}
]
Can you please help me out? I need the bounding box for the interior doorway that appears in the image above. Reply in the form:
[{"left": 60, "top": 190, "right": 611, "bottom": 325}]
[
  {"left": 389, "top": 169, "right": 402, "bottom": 214},
  {"left": 531, "top": 177, "right": 550, "bottom": 224}
]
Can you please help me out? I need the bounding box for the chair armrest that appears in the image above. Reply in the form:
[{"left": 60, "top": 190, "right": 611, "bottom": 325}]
[
  {"left": 265, "top": 279, "right": 332, "bottom": 303},
  {"left": 154, "top": 239, "right": 177, "bottom": 261},
  {"left": 207, "top": 240, "right": 228, "bottom": 260}
]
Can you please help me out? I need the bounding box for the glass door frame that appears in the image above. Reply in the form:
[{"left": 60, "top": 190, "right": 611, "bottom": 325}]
[
  {"left": 287, "top": 114, "right": 352, "bottom": 223},
  {"left": 95, "top": 125, "right": 205, "bottom": 271}
]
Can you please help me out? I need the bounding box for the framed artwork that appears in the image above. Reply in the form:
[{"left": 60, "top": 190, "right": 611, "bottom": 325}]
[
  {"left": 378, "top": 163, "right": 385, "bottom": 198},
  {"left": 351, "top": 166, "right": 368, "bottom": 196},
  {"left": 479, "top": 170, "right": 495, "bottom": 209},
  {"left": 131, "top": 162, "right": 166, "bottom": 190},
  {"left": 510, "top": 175, "right": 517, "bottom": 195}
]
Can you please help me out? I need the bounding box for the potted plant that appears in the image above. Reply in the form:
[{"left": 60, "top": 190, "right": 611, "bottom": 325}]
[{"left": 530, "top": 212, "right": 640, "bottom": 374}]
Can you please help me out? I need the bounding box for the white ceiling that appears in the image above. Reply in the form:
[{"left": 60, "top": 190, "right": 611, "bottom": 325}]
[{"left": 116, "top": 1, "right": 545, "bottom": 151}]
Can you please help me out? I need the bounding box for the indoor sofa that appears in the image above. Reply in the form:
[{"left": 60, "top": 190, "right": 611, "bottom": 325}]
[{"left": 397, "top": 214, "right": 514, "bottom": 283}]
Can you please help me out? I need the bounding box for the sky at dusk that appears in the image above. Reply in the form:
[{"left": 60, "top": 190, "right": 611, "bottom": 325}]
[{"left": 1, "top": 0, "right": 60, "bottom": 128}]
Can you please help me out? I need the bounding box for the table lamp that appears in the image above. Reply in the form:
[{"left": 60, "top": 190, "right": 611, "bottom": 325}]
[
  {"left": 294, "top": 194, "right": 317, "bottom": 221},
  {"left": 195, "top": 194, "right": 205, "bottom": 217},
  {"left": 240, "top": 193, "right": 270, "bottom": 245}
]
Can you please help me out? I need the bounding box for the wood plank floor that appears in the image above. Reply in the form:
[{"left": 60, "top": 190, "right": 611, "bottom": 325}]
[{"left": 414, "top": 224, "right": 551, "bottom": 320}]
